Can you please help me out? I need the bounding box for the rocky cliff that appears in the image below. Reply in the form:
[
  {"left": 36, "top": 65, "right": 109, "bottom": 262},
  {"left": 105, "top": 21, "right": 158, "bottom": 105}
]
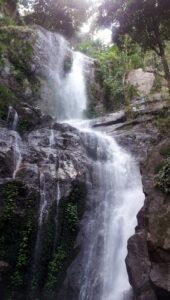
[
  {"left": 94, "top": 100, "right": 170, "bottom": 300},
  {"left": 0, "top": 25, "right": 90, "bottom": 300},
  {"left": 0, "top": 105, "right": 91, "bottom": 299}
]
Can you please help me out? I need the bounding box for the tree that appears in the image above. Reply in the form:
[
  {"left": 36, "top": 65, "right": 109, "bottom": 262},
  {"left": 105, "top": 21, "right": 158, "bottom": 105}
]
[
  {"left": 0, "top": 0, "right": 18, "bottom": 19},
  {"left": 98, "top": 0, "right": 170, "bottom": 88},
  {"left": 22, "top": 0, "right": 90, "bottom": 37}
]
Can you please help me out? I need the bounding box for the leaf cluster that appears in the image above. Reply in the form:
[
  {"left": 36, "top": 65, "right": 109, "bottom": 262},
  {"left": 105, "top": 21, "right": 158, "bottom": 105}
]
[
  {"left": 23, "top": 0, "right": 90, "bottom": 37},
  {"left": 156, "top": 158, "right": 170, "bottom": 193},
  {"left": 98, "top": 0, "right": 170, "bottom": 54}
]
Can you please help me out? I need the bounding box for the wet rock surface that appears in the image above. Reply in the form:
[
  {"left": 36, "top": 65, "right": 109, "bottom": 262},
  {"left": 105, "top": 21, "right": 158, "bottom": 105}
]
[
  {"left": 114, "top": 112, "right": 170, "bottom": 299},
  {"left": 0, "top": 106, "right": 91, "bottom": 299},
  {"left": 92, "top": 99, "right": 170, "bottom": 300}
]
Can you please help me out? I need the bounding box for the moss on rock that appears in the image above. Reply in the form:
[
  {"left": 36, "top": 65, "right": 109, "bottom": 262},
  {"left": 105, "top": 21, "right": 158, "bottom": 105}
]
[
  {"left": 0, "top": 181, "right": 39, "bottom": 299},
  {"left": 0, "top": 26, "right": 40, "bottom": 120}
]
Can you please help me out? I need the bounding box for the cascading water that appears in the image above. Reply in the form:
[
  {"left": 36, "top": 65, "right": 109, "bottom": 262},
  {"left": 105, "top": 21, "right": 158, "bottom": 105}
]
[
  {"left": 37, "top": 30, "right": 89, "bottom": 120},
  {"left": 38, "top": 30, "right": 145, "bottom": 300}
]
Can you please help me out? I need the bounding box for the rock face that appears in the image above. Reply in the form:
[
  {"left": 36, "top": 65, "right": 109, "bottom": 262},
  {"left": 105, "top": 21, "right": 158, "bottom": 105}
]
[
  {"left": 127, "top": 68, "right": 155, "bottom": 96},
  {"left": 125, "top": 137, "right": 170, "bottom": 300},
  {"left": 102, "top": 105, "right": 170, "bottom": 300},
  {"left": 0, "top": 104, "right": 91, "bottom": 300}
]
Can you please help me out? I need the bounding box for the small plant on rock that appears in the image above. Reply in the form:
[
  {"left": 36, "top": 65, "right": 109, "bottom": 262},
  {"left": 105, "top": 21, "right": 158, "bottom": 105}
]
[{"left": 156, "top": 158, "right": 170, "bottom": 193}]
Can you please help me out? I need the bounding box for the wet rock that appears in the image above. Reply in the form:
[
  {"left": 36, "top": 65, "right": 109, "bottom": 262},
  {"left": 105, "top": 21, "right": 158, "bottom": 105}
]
[
  {"left": 126, "top": 232, "right": 157, "bottom": 299},
  {"left": 124, "top": 125, "right": 170, "bottom": 299},
  {"left": 150, "top": 263, "right": 170, "bottom": 293},
  {"left": 90, "top": 110, "right": 126, "bottom": 128}
]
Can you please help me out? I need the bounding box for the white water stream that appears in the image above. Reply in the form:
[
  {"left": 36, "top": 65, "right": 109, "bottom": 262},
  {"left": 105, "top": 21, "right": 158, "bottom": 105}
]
[
  {"left": 7, "top": 106, "right": 22, "bottom": 179},
  {"left": 38, "top": 30, "right": 145, "bottom": 300}
]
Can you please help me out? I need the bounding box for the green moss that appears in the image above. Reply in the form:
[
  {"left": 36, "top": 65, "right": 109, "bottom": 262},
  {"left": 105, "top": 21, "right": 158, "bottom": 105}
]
[
  {"left": 9, "top": 39, "right": 33, "bottom": 71},
  {"left": 45, "top": 182, "right": 87, "bottom": 294},
  {"left": 17, "top": 118, "right": 32, "bottom": 134},
  {"left": 45, "top": 246, "right": 66, "bottom": 290},
  {"left": 45, "top": 200, "right": 79, "bottom": 290},
  {"left": 159, "top": 143, "right": 170, "bottom": 158},
  {"left": 65, "top": 203, "right": 78, "bottom": 233},
  {"left": 0, "top": 182, "right": 39, "bottom": 299},
  {"left": 154, "top": 161, "right": 166, "bottom": 174},
  {"left": 12, "top": 217, "right": 34, "bottom": 288},
  {"left": 155, "top": 116, "right": 170, "bottom": 134},
  {"left": 2, "top": 182, "right": 19, "bottom": 219},
  {"left": 0, "top": 84, "right": 16, "bottom": 119},
  {"left": 155, "top": 158, "right": 170, "bottom": 193}
]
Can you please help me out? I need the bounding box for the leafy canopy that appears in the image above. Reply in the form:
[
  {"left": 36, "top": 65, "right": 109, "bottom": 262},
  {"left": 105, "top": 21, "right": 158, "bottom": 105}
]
[
  {"left": 21, "top": 0, "right": 91, "bottom": 37},
  {"left": 98, "top": 0, "right": 170, "bottom": 84},
  {"left": 98, "top": 0, "right": 170, "bottom": 47}
]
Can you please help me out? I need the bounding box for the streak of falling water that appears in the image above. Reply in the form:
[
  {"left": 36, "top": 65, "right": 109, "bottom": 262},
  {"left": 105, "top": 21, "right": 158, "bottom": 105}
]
[
  {"left": 53, "top": 181, "right": 61, "bottom": 251},
  {"left": 7, "top": 106, "right": 19, "bottom": 130},
  {"left": 39, "top": 172, "right": 48, "bottom": 225},
  {"left": 8, "top": 108, "right": 23, "bottom": 179},
  {"left": 12, "top": 133, "right": 22, "bottom": 179}
]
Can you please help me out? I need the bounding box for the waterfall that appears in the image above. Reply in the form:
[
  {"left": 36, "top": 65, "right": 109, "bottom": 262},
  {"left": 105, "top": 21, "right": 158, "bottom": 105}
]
[
  {"left": 37, "top": 29, "right": 91, "bottom": 121},
  {"left": 75, "top": 131, "right": 144, "bottom": 300},
  {"left": 38, "top": 30, "right": 145, "bottom": 300}
]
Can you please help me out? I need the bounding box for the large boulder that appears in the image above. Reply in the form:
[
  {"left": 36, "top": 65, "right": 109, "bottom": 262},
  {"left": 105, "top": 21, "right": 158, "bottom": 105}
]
[{"left": 127, "top": 68, "right": 155, "bottom": 96}]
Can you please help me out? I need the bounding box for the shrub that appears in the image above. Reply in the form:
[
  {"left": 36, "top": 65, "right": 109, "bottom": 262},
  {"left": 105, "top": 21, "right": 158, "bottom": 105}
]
[
  {"left": 156, "top": 158, "right": 170, "bottom": 193},
  {"left": 155, "top": 116, "right": 170, "bottom": 134}
]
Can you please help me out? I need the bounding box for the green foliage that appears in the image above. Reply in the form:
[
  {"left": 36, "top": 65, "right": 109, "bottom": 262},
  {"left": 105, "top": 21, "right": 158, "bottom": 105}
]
[
  {"left": 0, "top": 0, "right": 5, "bottom": 5},
  {"left": 65, "top": 203, "right": 78, "bottom": 233},
  {"left": 156, "top": 158, "right": 170, "bottom": 193},
  {"left": 155, "top": 116, "right": 170, "bottom": 134},
  {"left": 45, "top": 246, "right": 66, "bottom": 290},
  {"left": 78, "top": 38, "right": 144, "bottom": 112},
  {"left": 23, "top": 0, "right": 90, "bottom": 37},
  {"left": 98, "top": 0, "right": 170, "bottom": 84},
  {"left": 45, "top": 202, "right": 79, "bottom": 290},
  {"left": 45, "top": 182, "right": 87, "bottom": 293},
  {"left": 154, "top": 161, "right": 166, "bottom": 174},
  {"left": 17, "top": 118, "right": 32, "bottom": 134},
  {"left": 0, "top": 182, "right": 38, "bottom": 298},
  {"left": 159, "top": 143, "right": 170, "bottom": 158},
  {"left": 125, "top": 83, "right": 139, "bottom": 102},
  {"left": 9, "top": 39, "right": 33, "bottom": 71},
  {"left": 0, "top": 27, "right": 40, "bottom": 110},
  {"left": 0, "top": 85, "right": 16, "bottom": 119},
  {"left": 2, "top": 182, "right": 18, "bottom": 219},
  {"left": 0, "top": 16, "right": 16, "bottom": 27}
]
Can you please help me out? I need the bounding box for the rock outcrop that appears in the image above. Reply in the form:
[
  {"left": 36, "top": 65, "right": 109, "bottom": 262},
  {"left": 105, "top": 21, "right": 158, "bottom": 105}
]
[
  {"left": 127, "top": 68, "right": 155, "bottom": 96},
  {"left": 99, "top": 102, "right": 170, "bottom": 300},
  {"left": 0, "top": 103, "right": 91, "bottom": 300}
]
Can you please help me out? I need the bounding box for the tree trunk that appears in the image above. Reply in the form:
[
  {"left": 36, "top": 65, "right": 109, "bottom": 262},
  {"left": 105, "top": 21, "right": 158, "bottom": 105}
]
[
  {"left": 152, "top": 18, "right": 170, "bottom": 91},
  {"left": 161, "top": 53, "right": 170, "bottom": 90}
]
